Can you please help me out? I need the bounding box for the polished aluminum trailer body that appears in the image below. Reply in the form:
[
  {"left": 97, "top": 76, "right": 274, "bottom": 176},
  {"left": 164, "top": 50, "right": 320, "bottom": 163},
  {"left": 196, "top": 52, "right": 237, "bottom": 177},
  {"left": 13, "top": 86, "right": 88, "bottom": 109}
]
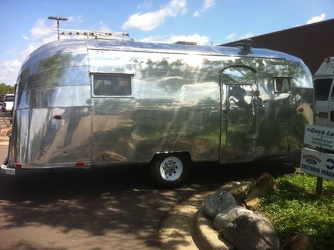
[{"left": 8, "top": 39, "right": 313, "bottom": 173}]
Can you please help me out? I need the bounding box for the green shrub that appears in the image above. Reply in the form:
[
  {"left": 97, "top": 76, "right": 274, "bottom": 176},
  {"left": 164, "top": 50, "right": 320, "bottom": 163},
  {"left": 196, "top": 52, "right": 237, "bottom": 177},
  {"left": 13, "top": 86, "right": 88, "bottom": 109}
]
[{"left": 257, "top": 173, "right": 334, "bottom": 249}]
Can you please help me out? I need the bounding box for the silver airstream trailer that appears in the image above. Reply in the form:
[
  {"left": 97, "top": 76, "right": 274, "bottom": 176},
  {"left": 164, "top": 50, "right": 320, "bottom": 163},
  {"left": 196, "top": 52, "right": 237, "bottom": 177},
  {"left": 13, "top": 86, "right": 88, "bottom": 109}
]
[{"left": 1, "top": 34, "right": 313, "bottom": 187}]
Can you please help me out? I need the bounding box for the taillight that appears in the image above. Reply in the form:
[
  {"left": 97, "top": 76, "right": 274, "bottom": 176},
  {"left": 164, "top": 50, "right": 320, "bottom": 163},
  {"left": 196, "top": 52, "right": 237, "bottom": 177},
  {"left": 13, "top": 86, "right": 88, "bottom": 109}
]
[
  {"left": 53, "top": 115, "right": 62, "bottom": 120},
  {"left": 318, "top": 112, "right": 328, "bottom": 119},
  {"left": 75, "top": 162, "right": 84, "bottom": 167}
]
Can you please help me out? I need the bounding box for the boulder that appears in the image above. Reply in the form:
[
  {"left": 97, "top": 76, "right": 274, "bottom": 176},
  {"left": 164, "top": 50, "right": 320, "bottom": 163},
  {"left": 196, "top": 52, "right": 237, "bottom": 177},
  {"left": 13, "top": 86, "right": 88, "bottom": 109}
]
[
  {"left": 228, "top": 181, "right": 254, "bottom": 208},
  {"left": 228, "top": 181, "right": 254, "bottom": 199},
  {"left": 282, "top": 233, "right": 311, "bottom": 250},
  {"left": 254, "top": 172, "right": 277, "bottom": 194},
  {"left": 221, "top": 212, "right": 280, "bottom": 250},
  {"left": 213, "top": 206, "right": 253, "bottom": 231},
  {"left": 244, "top": 172, "right": 277, "bottom": 208},
  {"left": 220, "top": 181, "right": 241, "bottom": 191},
  {"left": 203, "top": 190, "right": 237, "bottom": 219}
]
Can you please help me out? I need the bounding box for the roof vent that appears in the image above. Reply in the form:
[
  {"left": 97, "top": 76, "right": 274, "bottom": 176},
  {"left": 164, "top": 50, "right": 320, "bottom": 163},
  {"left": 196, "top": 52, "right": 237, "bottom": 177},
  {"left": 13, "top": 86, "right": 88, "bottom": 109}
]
[
  {"left": 221, "top": 39, "right": 253, "bottom": 55},
  {"left": 236, "top": 39, "right": 253, "bottom": 55}
]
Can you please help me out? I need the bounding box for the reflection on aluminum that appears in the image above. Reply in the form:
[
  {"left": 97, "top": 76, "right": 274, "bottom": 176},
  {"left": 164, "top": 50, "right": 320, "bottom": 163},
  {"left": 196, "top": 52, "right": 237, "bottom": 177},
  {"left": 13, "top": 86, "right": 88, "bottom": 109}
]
[{"left": 9, "top": 39, "right": 313, "bottom": 169}]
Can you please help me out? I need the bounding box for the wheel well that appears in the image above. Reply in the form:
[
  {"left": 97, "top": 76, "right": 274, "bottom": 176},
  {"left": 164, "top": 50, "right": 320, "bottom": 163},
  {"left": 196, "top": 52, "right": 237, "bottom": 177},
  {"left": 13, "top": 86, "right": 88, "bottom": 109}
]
[
  {"left": 150, "top": 151, "right": 192, "bottom": 188},
  {"left": 151, "top": 151, "right": 191, "bottom": 163}
]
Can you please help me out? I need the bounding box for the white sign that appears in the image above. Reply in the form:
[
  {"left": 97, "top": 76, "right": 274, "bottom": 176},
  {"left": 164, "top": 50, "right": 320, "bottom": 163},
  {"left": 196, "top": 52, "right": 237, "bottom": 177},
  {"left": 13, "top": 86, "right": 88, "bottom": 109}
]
[
  {"left": 303, "top": 124, "right": 334, "bottom": 150},
  {"left": 301, "top": 148, "right": 334, "bottom": 181}
]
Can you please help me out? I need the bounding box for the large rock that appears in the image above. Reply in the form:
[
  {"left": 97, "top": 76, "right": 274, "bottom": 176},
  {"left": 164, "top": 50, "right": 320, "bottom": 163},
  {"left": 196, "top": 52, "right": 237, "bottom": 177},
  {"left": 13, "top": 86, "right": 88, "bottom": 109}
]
[
  {"left": 213, "top": 206, "right": 253, "bottom": 231},
  {"left": 228, "top": 181, "right": 254, "bottom": 199},
  {"left": 245, "top": 172, "right": 277, "bottom": 208},
  {"left": 282, "top": 233, "right": 310, "bottom": 250},
  {"left": 203, "top": 190, "right": 237, "bottom": 219},
  {"left": 221, "top": 212, "right": 280, "bottom": 250},
  {"left": 220, "top": 181, "right": 241, "bottom": 191}
]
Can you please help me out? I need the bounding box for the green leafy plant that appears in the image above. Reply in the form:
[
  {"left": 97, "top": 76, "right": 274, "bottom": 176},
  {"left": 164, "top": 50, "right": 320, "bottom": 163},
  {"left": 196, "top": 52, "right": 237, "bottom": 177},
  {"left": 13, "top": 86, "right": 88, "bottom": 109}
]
[{"left": 257, "top": 174, "right": 334, "bottom": 249}]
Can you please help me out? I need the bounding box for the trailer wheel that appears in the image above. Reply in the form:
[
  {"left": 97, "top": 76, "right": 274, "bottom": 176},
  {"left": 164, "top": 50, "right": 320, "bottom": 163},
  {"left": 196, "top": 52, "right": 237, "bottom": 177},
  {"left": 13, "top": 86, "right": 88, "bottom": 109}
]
[{"left": 150, "top": 153, "right": 191, "bottom": 188}]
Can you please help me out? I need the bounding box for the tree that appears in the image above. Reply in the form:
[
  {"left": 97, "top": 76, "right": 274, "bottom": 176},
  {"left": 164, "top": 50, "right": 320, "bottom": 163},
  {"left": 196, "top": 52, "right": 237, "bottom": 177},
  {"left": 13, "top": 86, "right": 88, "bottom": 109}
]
[{"left": 0, "top": 83, "right": 15, "bottom": 96}]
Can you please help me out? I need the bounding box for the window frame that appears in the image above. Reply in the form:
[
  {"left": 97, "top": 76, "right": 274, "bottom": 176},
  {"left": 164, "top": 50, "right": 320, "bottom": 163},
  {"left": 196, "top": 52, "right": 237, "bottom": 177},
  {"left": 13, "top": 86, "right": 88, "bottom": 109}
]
[
  {"left": 273, "top": 77, "right": 292, "bottom": 93},
  {"left": 314, "top": 78, "right": 333, "bottom": 101},
  {"left": 91, "top": 73, "right": 133, "bottom": 97}
]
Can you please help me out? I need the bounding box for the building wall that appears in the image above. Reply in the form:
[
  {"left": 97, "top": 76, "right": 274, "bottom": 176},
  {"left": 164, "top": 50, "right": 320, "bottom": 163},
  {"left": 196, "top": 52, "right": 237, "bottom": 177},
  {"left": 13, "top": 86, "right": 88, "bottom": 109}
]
[{"left": 222, "top": 19, "right": 334, "bottom": 75}]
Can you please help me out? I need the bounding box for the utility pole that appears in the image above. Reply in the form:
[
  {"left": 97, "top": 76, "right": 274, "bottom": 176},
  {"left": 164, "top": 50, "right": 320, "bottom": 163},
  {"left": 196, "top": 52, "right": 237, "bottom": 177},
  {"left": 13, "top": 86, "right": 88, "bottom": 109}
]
[{"left": 48, "top": 16, "right": 68, "bottom": 40}]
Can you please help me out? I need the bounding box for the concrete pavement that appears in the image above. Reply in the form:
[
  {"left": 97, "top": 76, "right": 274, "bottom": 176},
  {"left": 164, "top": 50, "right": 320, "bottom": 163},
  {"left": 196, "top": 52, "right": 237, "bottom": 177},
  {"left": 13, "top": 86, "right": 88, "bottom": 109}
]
[
  {"left": 1, "top": 138, "right": 220, "bottom": 250},
  {"left": 0, "top": 138, "right": 220, "bottom": 249},
  {"left": 0, "top": 137, "right": 293, "bottom": 250}
]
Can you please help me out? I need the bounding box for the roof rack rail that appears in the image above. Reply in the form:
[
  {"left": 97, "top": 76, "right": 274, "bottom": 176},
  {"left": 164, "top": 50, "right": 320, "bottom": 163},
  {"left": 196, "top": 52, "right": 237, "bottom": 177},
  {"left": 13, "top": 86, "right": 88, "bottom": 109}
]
[
  {"left": 174, "top": 41, "right": 197, "bottom": 45},
  {"left": 58, "top": 29, "right": 134, "bottom": 41}
]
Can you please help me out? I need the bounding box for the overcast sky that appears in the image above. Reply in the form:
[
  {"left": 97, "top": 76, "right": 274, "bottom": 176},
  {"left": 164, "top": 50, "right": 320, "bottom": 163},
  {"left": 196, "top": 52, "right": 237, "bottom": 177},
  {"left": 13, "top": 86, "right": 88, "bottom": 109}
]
[{"left": 1, "top": 0, "right": 333, "bottom": 85}]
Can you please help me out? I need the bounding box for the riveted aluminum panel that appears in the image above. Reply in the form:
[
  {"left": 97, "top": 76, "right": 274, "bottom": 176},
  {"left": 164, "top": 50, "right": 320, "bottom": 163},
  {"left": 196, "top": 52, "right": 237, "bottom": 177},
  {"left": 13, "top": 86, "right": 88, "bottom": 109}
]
[{"left": 9, "top": 39, "right": 313, "bottom": 169}]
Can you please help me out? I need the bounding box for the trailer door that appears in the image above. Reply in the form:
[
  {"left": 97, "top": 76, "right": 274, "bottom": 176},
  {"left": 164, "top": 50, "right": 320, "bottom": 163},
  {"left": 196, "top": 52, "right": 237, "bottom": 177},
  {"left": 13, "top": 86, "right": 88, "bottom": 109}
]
[{"left": 220, "top": 66, "right": 258, "bottom": 163}]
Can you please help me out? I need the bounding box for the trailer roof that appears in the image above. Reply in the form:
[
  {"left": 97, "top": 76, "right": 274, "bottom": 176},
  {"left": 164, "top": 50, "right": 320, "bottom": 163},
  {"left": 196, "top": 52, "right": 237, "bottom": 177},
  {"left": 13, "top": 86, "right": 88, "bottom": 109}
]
[
  {"left": 85, "top": 39, "right": 301, "bottom": 61},
  {"left": 315, "top": 57, "right": 334, "bottom": 77},
  {"left": 28, "top": 39, "right": 302, "bottom": 62}
]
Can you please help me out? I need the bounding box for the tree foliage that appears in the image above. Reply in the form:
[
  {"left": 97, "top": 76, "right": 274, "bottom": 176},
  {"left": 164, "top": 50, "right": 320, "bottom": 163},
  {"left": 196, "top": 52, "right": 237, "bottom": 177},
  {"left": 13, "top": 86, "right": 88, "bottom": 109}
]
[{"left": 0, "top": 83, "right": 15, "bottom": 96}]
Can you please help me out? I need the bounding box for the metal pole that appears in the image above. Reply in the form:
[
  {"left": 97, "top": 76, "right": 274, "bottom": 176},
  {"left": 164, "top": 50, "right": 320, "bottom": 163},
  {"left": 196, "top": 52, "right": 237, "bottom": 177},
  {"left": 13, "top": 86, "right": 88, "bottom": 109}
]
[
  {"left": 316, "top": 177, "right": 323, "bottom": 195},
  {"left": 48, "top": 16, "right": 68, "bottom": 40},
  {"left": 56, "top": 20, "right": 60, "bottom": 40}
]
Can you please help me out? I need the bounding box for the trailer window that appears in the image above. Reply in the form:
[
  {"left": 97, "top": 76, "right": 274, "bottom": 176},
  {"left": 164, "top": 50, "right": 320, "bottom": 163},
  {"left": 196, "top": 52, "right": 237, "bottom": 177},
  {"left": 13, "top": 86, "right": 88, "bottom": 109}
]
[
  {"left": 93, "top": 74, "right": 132, "bottom": 96},
  {"left": 274, "top": 78, "right": 291, "bottom": 93},
  {"left": 314, "top": 78, "right": 332, "bottom": 101}
]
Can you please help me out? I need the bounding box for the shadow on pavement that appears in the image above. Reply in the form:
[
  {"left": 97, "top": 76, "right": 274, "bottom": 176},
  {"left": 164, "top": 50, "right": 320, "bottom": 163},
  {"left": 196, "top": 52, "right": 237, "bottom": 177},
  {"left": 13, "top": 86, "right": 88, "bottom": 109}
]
[{"left": 0, "top": 159, "right": 297, "bottom": 249}]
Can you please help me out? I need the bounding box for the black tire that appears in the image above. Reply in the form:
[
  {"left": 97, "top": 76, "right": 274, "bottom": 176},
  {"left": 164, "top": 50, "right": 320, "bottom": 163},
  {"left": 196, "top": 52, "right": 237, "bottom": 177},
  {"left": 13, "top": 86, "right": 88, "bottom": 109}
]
[{"left": 150, "top": 153, "right": 191, "bottom": 188}]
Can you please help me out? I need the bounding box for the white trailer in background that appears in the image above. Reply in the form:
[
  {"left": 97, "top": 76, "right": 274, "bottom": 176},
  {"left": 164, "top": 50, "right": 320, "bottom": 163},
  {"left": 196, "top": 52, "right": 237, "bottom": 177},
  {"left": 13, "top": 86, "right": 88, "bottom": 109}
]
[
  {"left": 313, "top": 57, "right": 334, "bottom": 127},
  {"left": 301, "top": 57, "right": 334, "bottom": 187}
]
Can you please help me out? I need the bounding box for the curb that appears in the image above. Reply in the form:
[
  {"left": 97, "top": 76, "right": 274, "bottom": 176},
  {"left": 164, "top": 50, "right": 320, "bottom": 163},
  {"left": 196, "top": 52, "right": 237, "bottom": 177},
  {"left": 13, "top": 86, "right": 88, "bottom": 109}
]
[
  {"left": 0, "top": 140, "right": 9, "bottom": 145},
  {"left": 160, "top": 190, "right": 232, "bottom": 250},
  {"left": 159, "top": 192, "right": 206, "bottom": 250},
  {"left": 192, "top": 206, "right": 232, "bottom": 250}
]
